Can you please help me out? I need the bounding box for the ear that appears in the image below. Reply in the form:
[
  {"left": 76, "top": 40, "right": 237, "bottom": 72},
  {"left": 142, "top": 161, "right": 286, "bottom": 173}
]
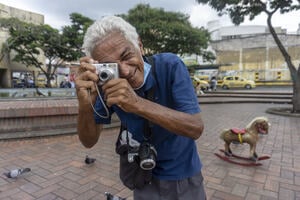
[{"left": 138, "top": 36, "right": 145, "bottom": 56}]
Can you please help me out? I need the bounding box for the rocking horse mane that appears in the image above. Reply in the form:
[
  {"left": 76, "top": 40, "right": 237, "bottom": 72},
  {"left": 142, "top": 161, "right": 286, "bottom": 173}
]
[{"left": 245, "top": 116, "right": 269, "bottom": 131}]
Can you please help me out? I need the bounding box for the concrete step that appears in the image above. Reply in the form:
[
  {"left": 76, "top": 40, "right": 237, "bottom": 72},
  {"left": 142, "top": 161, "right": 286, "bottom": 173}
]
[
  {"left": 198, "top": 97, "right": 291, "bottom": 104},
  {"left": 199, "top": 93, "right": 292, "bottom": 99},
  {"left": 0, "top": 89, "right": 293, "bottom": 139}
]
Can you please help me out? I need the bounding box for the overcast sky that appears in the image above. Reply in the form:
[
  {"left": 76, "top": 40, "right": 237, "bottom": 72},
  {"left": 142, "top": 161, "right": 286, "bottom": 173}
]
[{"left": 1, "top": 0, "right": 300, "bottom": 33}]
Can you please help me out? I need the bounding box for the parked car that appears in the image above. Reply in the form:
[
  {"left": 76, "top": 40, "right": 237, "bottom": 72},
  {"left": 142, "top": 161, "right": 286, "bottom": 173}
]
[
  {"left": 191, "top": 76, "right": 210, "bottom": 91},
  {"left": 221, "top": 76, "right": 256, "bottom": 89}
]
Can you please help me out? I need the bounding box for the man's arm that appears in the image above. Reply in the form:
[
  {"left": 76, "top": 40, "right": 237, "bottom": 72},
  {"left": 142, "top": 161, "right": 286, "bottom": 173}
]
[
  {"left": 77, "top": 104, "right": 103, "bottom": 148},
  {"left": 102, "top": 79, "right": 204, "bottom": 140},
  {"left": 75, "top": 57, "right": 104, "bottom": 148},
  {"left": 134, "top": 98, "right": 203, "bottom": 140}
]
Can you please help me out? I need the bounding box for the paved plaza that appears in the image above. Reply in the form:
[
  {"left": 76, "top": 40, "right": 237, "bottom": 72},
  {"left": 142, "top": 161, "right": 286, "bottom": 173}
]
[{"left": 0, "top": 103, "right": 299, "bottom": 200}]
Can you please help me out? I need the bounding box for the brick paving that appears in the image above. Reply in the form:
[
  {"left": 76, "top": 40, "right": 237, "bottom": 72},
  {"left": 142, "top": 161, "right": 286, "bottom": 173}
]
[{"left": 0, "top": 103, "right": 300, "bottom": 200}]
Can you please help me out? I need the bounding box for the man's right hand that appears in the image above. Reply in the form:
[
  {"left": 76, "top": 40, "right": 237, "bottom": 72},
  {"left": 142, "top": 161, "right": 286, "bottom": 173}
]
[{"left": 75, "top": 57, "right": 100, "bottom": 108}]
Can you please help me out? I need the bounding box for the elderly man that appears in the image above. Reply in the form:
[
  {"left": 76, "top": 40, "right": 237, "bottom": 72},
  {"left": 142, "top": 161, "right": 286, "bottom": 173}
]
[{"left": 75, "top": 16, "right": 206, "bottom": 200}]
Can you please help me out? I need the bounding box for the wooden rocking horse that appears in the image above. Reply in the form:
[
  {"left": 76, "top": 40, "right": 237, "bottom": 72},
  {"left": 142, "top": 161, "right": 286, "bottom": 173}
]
[{"left": 215, "top": 116, "right": 271, "bottom": 166}]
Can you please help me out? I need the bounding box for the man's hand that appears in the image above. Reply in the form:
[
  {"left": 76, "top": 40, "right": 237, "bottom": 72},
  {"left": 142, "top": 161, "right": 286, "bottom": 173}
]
[
  {"left": 101, "top": 78, "right": 141, "bottom": 113},
  {"left": 75, "top": 57, "right": 99, "bottom": 108}
]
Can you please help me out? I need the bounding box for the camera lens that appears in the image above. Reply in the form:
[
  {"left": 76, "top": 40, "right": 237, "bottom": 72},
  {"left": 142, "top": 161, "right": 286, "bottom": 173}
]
[
  {"left": 99, "top": 70, "right": 113, "bottom": 82},
  {"left": 138, "top": 142, "right": 157, "bottom": 170},
  {"left": 100, "top": 71, "right": 109, "bottom": 80},
  {"left": 140, "top": 158, "right": 156, "bottom": 170}
]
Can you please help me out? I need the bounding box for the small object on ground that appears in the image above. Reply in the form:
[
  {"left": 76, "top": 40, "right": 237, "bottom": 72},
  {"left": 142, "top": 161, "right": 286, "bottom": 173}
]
[
  {"left": 105, "top": 192, "right": 126, "bottom": 200},
  {"left": 3, "top": 168, "right": 31, "bottom": 178},
  {"left": 85, "top": 155, "right": 96, "bottom": 164}
]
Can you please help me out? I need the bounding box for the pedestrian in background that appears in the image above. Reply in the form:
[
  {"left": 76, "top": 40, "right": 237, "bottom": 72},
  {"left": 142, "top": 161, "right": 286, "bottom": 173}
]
[
  {"left": 60, "top": 76, "right": 71, "bottom": 88},
  {"left": 210, "top": 76, "right": 217, "bottom": 91}
]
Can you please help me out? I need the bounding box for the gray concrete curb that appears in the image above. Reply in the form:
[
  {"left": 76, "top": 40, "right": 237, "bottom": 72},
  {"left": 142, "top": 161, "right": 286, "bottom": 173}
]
[{"left": 266, "top": 107, "right": 300, "bottom": 118}]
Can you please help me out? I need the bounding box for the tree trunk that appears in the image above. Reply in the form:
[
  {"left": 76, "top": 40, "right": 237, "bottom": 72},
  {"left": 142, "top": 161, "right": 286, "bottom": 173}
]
[
  {"left": 292, "top": 66, "right": 300, "bottom": 113},
  {"left": 266, "top": 14, "right": 299, "bottom": 113},
  {"left": 46, "top": 78, "right": 52, "bottom": 88}
]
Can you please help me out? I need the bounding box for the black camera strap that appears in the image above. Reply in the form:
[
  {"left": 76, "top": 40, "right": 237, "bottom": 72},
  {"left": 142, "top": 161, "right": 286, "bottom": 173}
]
[
  {"left": 143, "top": 88, "right": 154, "bottom": 141},
  {"left": 143, "top": 56, "right": 156, "bottom": 141}
]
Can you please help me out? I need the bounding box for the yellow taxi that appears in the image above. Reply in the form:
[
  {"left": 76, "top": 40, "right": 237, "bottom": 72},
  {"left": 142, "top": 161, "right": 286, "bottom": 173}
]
[
  {"left": 191, "top": 76, "right": 210, "bottom": 91},
  {"left": 221, "top": 76, "right": 256, "bottom": 89}
]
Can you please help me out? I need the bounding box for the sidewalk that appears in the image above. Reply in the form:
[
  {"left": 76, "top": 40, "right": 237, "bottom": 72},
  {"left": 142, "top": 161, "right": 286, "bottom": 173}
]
[{"left": 0, "top": 103, "right": 299, "bottom": 200}]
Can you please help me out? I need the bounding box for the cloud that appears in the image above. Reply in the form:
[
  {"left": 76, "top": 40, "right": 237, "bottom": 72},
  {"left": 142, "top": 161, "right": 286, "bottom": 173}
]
[
  {"left": 189, "top": 5, "right": 225, "bottom": 28},
  {"left": 0, "top": 0, "right": 195, "bottom": 29},
  {"left": 0, "top": 0, "right": 299, "bottom": 32}
]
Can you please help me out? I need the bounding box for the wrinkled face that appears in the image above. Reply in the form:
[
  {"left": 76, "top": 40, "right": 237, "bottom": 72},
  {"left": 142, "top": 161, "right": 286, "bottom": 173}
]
[
  {"left": 255, "top": 119, "right": 270, "bottom": 134},
  {"left": 91, "top": 32, "right": 144, "bottom": 89}
]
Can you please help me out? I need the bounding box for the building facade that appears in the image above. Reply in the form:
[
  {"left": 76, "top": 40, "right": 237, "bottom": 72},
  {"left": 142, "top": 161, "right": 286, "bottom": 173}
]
[
  {"left": 0, "top": 3, "right": 44, "bottom": 88},
  {"left": 206, "top": 21, "right": 300, "bottom": 84}
]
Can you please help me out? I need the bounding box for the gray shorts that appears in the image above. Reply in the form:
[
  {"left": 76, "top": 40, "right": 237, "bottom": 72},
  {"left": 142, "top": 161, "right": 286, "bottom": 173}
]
[{"left": 133, "top": 171, "right": 206, "bottom": 200}]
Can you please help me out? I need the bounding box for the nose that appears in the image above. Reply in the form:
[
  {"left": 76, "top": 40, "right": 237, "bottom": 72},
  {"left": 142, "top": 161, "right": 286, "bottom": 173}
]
[{"left": 118, "top": 63, "right": 130, "bottom": 78}]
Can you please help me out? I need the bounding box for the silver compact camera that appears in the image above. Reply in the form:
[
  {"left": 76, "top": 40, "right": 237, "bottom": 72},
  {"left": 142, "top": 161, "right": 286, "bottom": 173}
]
[{"left": 93, "top": 63, "right": 119, "bottom": 85}]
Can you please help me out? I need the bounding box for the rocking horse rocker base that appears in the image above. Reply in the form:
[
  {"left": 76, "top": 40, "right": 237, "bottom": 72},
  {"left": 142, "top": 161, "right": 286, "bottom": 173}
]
[
  {"left": 216, "top": 116, "right": 271, "bottom": 166},
  {"left": 215, "top": 149, "right": 270, "bottom": 166}
]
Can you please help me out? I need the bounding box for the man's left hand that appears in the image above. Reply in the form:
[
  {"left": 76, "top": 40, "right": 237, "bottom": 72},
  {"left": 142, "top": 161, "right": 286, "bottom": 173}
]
[{"left": 101, "top": 78, "right": 141, "bottom": 112}]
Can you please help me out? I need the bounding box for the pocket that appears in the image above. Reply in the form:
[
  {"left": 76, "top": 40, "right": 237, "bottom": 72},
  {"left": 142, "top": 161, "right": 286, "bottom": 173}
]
[
  {"left": 117, "top": 144, "right": 152, "bottom": 190},
  {"left": 157, "top": 179, "right": 175, "bottom": 197},
  {"left": 188, "top": 172, "right": 204, "bottom": 187},
  {"left": 119, "top": 154, "right": 140, "bottom": 190}
]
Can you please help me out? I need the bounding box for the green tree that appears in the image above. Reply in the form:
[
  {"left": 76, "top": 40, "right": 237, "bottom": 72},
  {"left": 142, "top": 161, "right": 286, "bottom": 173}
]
[
  {"left": 0, "top": 18, "right": 77, "bottom": 87},
  {"left": 61, "top": 13, "right": 94, "bottom": 59},
  {"left": 120, "top": 4, "right": 214, "bottom": 62},
  {"left": 196, "top": 0, "right": 300, "bottom": 113}
]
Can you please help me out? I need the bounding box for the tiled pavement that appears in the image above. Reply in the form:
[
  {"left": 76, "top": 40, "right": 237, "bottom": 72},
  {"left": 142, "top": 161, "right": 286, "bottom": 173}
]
[{"left": 0, "top": 103, "right": 300, "bottom": 200}]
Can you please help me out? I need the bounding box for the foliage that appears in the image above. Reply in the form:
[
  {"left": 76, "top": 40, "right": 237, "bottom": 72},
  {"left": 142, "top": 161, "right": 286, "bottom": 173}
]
[
  {"left": 0, "top": 14, "right": 93, "bottom": 87},
  {"left": 120, "top": 4, "right": 215, "bottom": 62},
  {"left": 0, "top": 18, "right": 76, "bottom": 87},
  {"left": 196, "top": 0, "right": 300, "bottom": 112},
  {"left": 196, "top": 0, "right": 300, "bottom": 25},
  {"left": 61, "top": 13, "right": 94, "bottom": 59}
]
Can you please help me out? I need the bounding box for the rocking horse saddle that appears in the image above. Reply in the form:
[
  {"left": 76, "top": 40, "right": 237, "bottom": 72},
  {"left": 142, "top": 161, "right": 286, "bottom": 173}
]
[{"left": 230, "top": 128, "right": 246, "bottom": 135}]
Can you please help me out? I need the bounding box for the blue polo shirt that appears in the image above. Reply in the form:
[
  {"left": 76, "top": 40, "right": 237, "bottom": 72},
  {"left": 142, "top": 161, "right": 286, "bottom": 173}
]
[{"left": 94, "top": 53, "right": 202, "bottom": 180}]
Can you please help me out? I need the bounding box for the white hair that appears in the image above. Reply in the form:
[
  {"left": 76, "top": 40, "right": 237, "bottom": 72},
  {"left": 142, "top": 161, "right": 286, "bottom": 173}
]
[{"left": 82, "top": 16, "right": 140, "bottom": 57}]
